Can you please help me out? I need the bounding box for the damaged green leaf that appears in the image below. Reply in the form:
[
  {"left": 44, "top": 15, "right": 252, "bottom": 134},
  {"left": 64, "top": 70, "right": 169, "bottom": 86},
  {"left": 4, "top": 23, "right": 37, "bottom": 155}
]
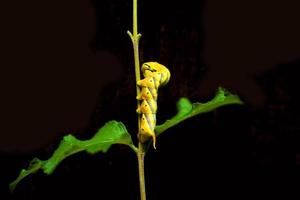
[{"left": 10, "top": 120, "right": 136, "bottom": 192}]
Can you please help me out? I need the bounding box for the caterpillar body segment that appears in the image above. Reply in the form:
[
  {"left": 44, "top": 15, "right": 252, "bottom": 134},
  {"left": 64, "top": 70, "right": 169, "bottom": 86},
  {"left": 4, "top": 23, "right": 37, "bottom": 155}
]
[
  {"left": 136, "top": 86, "right": 158, "bottom": 100},
  {"left": 136, "top": 98, "right": 157, "bottom": 114},
  {"left": 140, "top": 113, "right": 157, "bottom": 149}
]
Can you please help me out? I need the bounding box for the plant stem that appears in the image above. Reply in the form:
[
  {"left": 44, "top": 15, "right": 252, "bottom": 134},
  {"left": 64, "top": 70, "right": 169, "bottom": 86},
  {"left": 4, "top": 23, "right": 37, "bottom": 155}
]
[
  {"left": 127, "top": 0, "right": 147, "bottom": 200},
  {"left": 137, "top": 142, "right": 146, "bottom": 200}
]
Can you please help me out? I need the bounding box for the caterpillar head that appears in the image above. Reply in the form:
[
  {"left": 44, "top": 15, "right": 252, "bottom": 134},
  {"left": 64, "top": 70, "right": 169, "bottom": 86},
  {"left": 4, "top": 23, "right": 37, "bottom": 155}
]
[
  {"left": 142, "top": 62, "right": 171, "bottom": 86},
  {"left": 141, "top": 62, "right": 163, "bottom": 73}
]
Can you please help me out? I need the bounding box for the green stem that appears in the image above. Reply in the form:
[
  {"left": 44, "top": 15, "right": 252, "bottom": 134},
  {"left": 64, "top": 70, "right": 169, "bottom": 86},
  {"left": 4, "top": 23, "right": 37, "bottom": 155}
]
[
  {"left": 127, "top": 0, "right": 146, "bottom": 200},
  {"left": 137, "top": 142, "right": 146, "bottom": 200}
]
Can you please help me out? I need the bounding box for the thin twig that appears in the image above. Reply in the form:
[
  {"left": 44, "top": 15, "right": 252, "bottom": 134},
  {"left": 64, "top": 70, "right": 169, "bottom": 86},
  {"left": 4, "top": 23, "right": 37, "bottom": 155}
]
[{"left": 127, "top": 0, "right": 147, "bottom": 200}]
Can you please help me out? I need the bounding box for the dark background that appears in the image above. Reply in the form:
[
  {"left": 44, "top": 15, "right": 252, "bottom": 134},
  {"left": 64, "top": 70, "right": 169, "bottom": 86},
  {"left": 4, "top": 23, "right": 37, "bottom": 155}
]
[{"left": 1, "top": 0, "right": 300, "bottom": 199}]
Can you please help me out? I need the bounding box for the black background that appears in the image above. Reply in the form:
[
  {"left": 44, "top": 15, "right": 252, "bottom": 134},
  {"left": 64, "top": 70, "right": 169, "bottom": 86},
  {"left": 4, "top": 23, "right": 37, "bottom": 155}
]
[{"left": 1, "top": 0, "right": 300, "bottom": 199}]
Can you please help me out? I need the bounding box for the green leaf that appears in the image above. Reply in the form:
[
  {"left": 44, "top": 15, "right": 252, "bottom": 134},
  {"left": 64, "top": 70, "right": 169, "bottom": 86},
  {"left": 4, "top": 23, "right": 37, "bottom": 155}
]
[
  {"left": 10, "top": 120, "right": 136, "bottom": 192},
  {"left": 155, "top": 87, "right": 243, "bottom": 136}
]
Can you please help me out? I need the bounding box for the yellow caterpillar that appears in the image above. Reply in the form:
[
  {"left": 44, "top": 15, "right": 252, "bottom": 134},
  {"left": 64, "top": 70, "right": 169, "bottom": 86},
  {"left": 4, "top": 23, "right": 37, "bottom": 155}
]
[{"left": 136, "top": 62, "right": 171, "bottom": 149}]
